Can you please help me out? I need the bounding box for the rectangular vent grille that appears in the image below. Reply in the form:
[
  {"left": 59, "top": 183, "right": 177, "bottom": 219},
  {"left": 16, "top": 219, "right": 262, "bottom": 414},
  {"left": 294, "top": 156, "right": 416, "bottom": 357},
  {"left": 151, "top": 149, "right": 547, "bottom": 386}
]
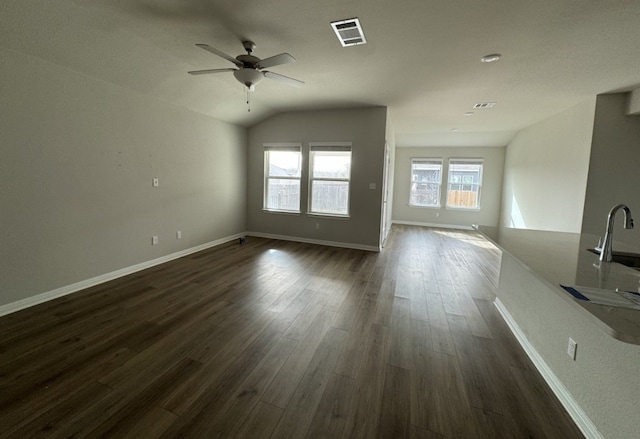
[
  {"left": 473, "top": 102, "right": 497, "bottom": 109},
  {"left": 331, "top": 18, "right": 367, "bottom": 47}
]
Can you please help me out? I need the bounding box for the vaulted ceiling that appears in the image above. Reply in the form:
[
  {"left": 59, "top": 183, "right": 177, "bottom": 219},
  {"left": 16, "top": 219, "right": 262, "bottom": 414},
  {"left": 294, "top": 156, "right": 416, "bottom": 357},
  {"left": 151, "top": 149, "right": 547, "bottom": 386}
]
[{"left": 3, "top": 0, "right": 640, "bottom": 146}]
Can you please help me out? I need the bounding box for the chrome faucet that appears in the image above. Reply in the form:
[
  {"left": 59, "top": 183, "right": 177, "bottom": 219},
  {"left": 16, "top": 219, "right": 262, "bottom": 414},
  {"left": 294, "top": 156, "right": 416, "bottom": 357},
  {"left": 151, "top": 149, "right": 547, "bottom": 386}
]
[{"left": 599, "top": 203, "right": 634, "bottom": 262}]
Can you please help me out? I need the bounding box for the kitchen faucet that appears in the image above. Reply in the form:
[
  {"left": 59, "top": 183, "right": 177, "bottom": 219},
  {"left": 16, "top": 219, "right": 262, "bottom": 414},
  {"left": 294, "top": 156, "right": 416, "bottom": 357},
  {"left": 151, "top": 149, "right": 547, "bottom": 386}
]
[{"left": 599, "top": 203, "right": 634, "bottom": 262}]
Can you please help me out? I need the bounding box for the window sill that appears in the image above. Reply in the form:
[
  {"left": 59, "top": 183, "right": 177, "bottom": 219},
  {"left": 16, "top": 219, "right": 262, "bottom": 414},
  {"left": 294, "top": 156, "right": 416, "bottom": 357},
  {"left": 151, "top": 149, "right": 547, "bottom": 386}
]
[
  {"left": 408, "top": 204, "right": 441, "bottom": 209},
  {"left": 262, "top": 209, "right": 301, "bottom": 216},
  {"left": 306, "top": 213, "right": 351, "bottom": 220},
  {"left": 445, "top": 206, "right": 481, "bottom": 211}
]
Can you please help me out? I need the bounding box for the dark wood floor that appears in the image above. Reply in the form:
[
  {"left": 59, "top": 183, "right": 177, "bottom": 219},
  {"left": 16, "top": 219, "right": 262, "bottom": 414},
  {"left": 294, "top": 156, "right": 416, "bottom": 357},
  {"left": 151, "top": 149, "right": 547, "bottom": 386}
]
[{"left": 0, "top": 225, "right": 584, "bottom": 438}]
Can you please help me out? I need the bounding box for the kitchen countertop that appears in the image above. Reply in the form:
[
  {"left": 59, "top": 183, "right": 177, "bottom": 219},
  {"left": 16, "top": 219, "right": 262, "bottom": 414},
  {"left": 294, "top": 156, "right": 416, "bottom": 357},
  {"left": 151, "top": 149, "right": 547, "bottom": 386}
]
[{"left": 475, "top": 225, "right": 640, "bottom": 344}]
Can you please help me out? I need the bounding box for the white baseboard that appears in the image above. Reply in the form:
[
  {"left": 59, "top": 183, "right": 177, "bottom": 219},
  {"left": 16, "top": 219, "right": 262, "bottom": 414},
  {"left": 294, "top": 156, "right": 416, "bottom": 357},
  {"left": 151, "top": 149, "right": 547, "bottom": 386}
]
[
  {"left": 493, "top": 298, "right": 603, "bottom": 439},
  {"left": 391, "top": 220, "right": 474, "bottom": 230},
  {"left": 246, "top": 232, "right": 380, "bottom": 252},
  {"left": 0, "top": 233, "right": 246, "bottom": 317}
]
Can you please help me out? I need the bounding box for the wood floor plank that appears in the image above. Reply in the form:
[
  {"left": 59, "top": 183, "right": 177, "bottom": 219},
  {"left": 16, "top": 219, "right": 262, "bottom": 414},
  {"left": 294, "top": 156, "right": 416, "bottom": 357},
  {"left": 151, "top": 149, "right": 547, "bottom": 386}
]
[
  {"left": 261, "top": 307, "right": 336, "bottom": 408},
  {"left": 157, "top": 351, "right": 266, "bottom": 437},
  {"left": 189, "top": 335, "right": 298, "bottom": 437},
  {"left": 306, "top": 372, "right": 356, "bottom": 439},
  {"left": 447, "top": 313, "right": 508, "bottom": 415},
  {"left": 388, "top": 296, "right": 413, "bottom": 370},
  {"left": 121, "top": 407, "right": 178, "bottom": 439},
  {"left": 377, "top": 364, "right": 412, "bottom": 438},
  {"left": 332, "top": 278, "right": 372, "bottom": 331},
  {"left": 372, "top": 277, "right": 396, "bottom": 327},
  {"left": 0, "top": 226, "right": 585, "bottom": 439},
  {"left": 270, "top": 327, "right": 348, "bottom": 438},
  {"left": 1, "top": 381, "right": 113, "bottom": 438},
  {"left": 158, "top": 310, "right": 284, "bottom": 417},
  {"left": 83, "top": 358, "right": 201, "bottom": 439},
  {"left": 333, "top": 296, "right": 378, "bottom": 378},
  {"left": 341, "top": 323, "right": 390, "bottom": 439},
  {"left": 0, "top": 347, "right": 134, "bottom": 434},
  {"left": 284, "top": 291, "right": 327, "bottom": 340},
  {"left": 423, "top": 348, "right": 480, "bottom": 437},
  {"left": 424, "top": 289, "right": 456, "bottom": 356},
  {"left": 411, "top": 425, "right": 444, "bottom": 439},
  {"left": 234, "top": 402, "right": 283, "bottom": 439}
]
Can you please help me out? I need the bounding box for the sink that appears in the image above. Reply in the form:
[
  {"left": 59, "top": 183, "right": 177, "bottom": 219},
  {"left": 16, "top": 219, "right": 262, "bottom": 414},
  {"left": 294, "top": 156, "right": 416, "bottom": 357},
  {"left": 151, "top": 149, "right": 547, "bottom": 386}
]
[{"left": 587, "top": 248, "right": 640, "bottom": 270}]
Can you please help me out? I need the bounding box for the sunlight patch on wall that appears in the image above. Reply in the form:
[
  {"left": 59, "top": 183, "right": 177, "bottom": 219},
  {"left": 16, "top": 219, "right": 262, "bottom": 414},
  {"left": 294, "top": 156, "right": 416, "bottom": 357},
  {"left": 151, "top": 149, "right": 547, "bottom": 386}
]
[{"left": 509, "top": 195, "right": 527, "bottom": 228}]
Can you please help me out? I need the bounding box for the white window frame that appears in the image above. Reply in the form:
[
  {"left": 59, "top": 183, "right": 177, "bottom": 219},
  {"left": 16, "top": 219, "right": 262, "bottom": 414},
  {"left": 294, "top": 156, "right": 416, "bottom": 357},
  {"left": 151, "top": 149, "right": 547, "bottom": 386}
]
[
  {"left": 446, "top": 158, "right": 483, "bottom": 210},
  {"left": 409, "top": 158, "right": 443, "bottom": 208},
  {"left": 263, "top": 143, "right": 302, "bottom": 213},
  {"left": 308, "top": 142, "right": 352, "bottom": 217}
]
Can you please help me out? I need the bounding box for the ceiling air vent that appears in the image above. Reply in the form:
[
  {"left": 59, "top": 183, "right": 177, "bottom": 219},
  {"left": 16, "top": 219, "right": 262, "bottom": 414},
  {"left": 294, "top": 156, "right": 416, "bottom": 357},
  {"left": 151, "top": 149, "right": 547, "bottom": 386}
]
[
  {"left": 331, "top": 18, "right": 367, "bottom": 47},
  {"left": 473, "top": 102, "right": 497, "bottom": 109}
]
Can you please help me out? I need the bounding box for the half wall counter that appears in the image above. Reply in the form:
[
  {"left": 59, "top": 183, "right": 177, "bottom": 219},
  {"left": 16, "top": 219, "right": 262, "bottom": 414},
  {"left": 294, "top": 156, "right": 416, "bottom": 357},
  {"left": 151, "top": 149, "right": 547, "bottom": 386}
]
[{"left": 474, "top": 225, "right": 640, "bottom": 439}]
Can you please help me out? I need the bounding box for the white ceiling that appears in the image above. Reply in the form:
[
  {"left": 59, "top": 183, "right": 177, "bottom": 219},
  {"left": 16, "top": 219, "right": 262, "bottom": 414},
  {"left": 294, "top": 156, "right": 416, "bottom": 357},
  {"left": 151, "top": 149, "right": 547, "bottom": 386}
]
[{"left": 3, "top": 0, "right": 640, "bottom": 146}]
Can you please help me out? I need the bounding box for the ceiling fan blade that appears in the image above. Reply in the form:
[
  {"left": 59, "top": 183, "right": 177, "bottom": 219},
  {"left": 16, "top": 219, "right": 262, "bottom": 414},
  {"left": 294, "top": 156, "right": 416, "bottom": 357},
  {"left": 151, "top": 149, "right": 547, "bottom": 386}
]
[
  {"left": 264, "top": 71, "right": 305, "bottom": 88},
  {"left": 188, "top": 68, "right": 236, "bottom": 75},
  {"left": 257, "top": 53, "right": 295, "bottom": 69},
  {"left": 195, "top": 44, "right": 242, "bottom": 67}
]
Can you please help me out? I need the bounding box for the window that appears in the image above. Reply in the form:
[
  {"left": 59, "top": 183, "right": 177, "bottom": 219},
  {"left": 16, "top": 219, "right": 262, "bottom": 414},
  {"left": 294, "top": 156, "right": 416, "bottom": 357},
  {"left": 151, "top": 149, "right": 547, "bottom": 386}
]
[
  {"left": 309, "top": 144, "right": 352, "bottom": 216},
  {"left": 264, "top": 144, "right": 302, "bottom": 212},
  {"left": 446, "top": 158, "right": 483, "bottom": 209},
  {"left": 409, "top": 158, "right": 443, "bottom": 207}
]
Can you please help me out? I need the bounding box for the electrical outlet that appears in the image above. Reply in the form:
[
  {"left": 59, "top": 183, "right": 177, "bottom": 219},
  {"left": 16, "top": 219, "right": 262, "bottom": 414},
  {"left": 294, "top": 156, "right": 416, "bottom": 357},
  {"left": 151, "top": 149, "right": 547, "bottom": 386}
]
[
  {"left": 315, "top": 223, "right": 320, "bottom": 230},
  {"left": 567, "top": 338, "right": 577, "bottom": 360},
  {"left": 152, "top": 235, "right": 159, "bottom": 245},
  {"left": 176, "top": 231, "right": 182, "bottom": 240},
  {"left": 152, "top": 177, "right": 159, "bottom": 187}
]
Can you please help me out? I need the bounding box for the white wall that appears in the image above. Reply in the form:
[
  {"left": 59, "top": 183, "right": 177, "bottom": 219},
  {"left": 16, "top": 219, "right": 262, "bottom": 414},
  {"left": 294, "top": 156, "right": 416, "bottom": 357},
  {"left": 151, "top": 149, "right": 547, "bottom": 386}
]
[
  {"left": 0, "top": 49, "right": 247, "bottom": 308},
  {"left": 500, "top": 98, "right": 596, "bottom": 232},
  {"left": 392, "top": 147, "right": 505, "bottom": 228},
  {"left": 247, "top": 107, "right": 387, "bottom": 250},
  {"left": 581, "top": 93, "right": 640, "bottom": 249}
]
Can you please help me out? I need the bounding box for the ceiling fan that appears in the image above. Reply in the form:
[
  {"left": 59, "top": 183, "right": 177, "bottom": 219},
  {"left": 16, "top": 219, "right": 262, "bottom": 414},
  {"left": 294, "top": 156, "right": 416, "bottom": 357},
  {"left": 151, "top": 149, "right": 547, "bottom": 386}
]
[{"left": 188, "top": 41, "right": 304, "bottom": 92}]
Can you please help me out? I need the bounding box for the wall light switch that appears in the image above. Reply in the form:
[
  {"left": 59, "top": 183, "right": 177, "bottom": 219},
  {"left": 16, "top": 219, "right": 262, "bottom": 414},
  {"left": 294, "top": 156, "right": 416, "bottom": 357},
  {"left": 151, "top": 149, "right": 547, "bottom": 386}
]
[
  {"left": 152, "top": 235, "right": 159, "bottom": 245},
  {"left": 152, "top": 177, "right": 159, "bottom": 187},
  {"left": 176, "top": 231, "right": 182, "bottom": 240},
  {"left": 567, "top": 338, "right": 577, "bottom": 360}
]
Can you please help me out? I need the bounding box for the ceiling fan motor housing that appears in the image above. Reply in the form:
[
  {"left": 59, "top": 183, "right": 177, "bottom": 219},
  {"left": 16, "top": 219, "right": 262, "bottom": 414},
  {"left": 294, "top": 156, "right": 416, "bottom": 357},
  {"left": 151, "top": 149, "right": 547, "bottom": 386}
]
[{"left": 236, "top": 54, "right": 261, "bottom": 68}]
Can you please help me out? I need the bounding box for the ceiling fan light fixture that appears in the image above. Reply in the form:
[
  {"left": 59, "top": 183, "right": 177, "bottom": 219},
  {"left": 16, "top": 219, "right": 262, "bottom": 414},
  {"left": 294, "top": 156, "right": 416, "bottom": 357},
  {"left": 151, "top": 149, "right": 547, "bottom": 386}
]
[{"left": 233, "top": 68, "right": 264, "bottom": 88}]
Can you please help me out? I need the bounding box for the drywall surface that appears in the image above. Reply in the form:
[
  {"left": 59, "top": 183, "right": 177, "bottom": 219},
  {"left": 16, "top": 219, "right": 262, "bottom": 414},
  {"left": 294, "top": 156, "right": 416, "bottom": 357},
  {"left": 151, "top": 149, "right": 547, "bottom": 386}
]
[
  {"left": 626, "top": 88, "right": 640, "bottom": 115},
  {"left": 500, "top": 98, "right": 596, "bottom": 232},
  {"left": 247, "top": 107, "right": 387, "bottom": 249},
  {"left": 581, "top": 93, "right": 640, "bottom": 249},
  {"left": 0, "top": 49, "right": 247, "bottom": 307},
  {"left": 392, "top": 146, "right": 505, "bottom": 228}
]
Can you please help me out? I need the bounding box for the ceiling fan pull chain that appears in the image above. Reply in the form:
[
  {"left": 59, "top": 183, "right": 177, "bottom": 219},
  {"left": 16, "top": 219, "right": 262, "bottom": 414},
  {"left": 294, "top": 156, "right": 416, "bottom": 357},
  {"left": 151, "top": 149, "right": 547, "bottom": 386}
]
[{"left": 247, "top": 87, "right": 251, "bottom": 112}]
